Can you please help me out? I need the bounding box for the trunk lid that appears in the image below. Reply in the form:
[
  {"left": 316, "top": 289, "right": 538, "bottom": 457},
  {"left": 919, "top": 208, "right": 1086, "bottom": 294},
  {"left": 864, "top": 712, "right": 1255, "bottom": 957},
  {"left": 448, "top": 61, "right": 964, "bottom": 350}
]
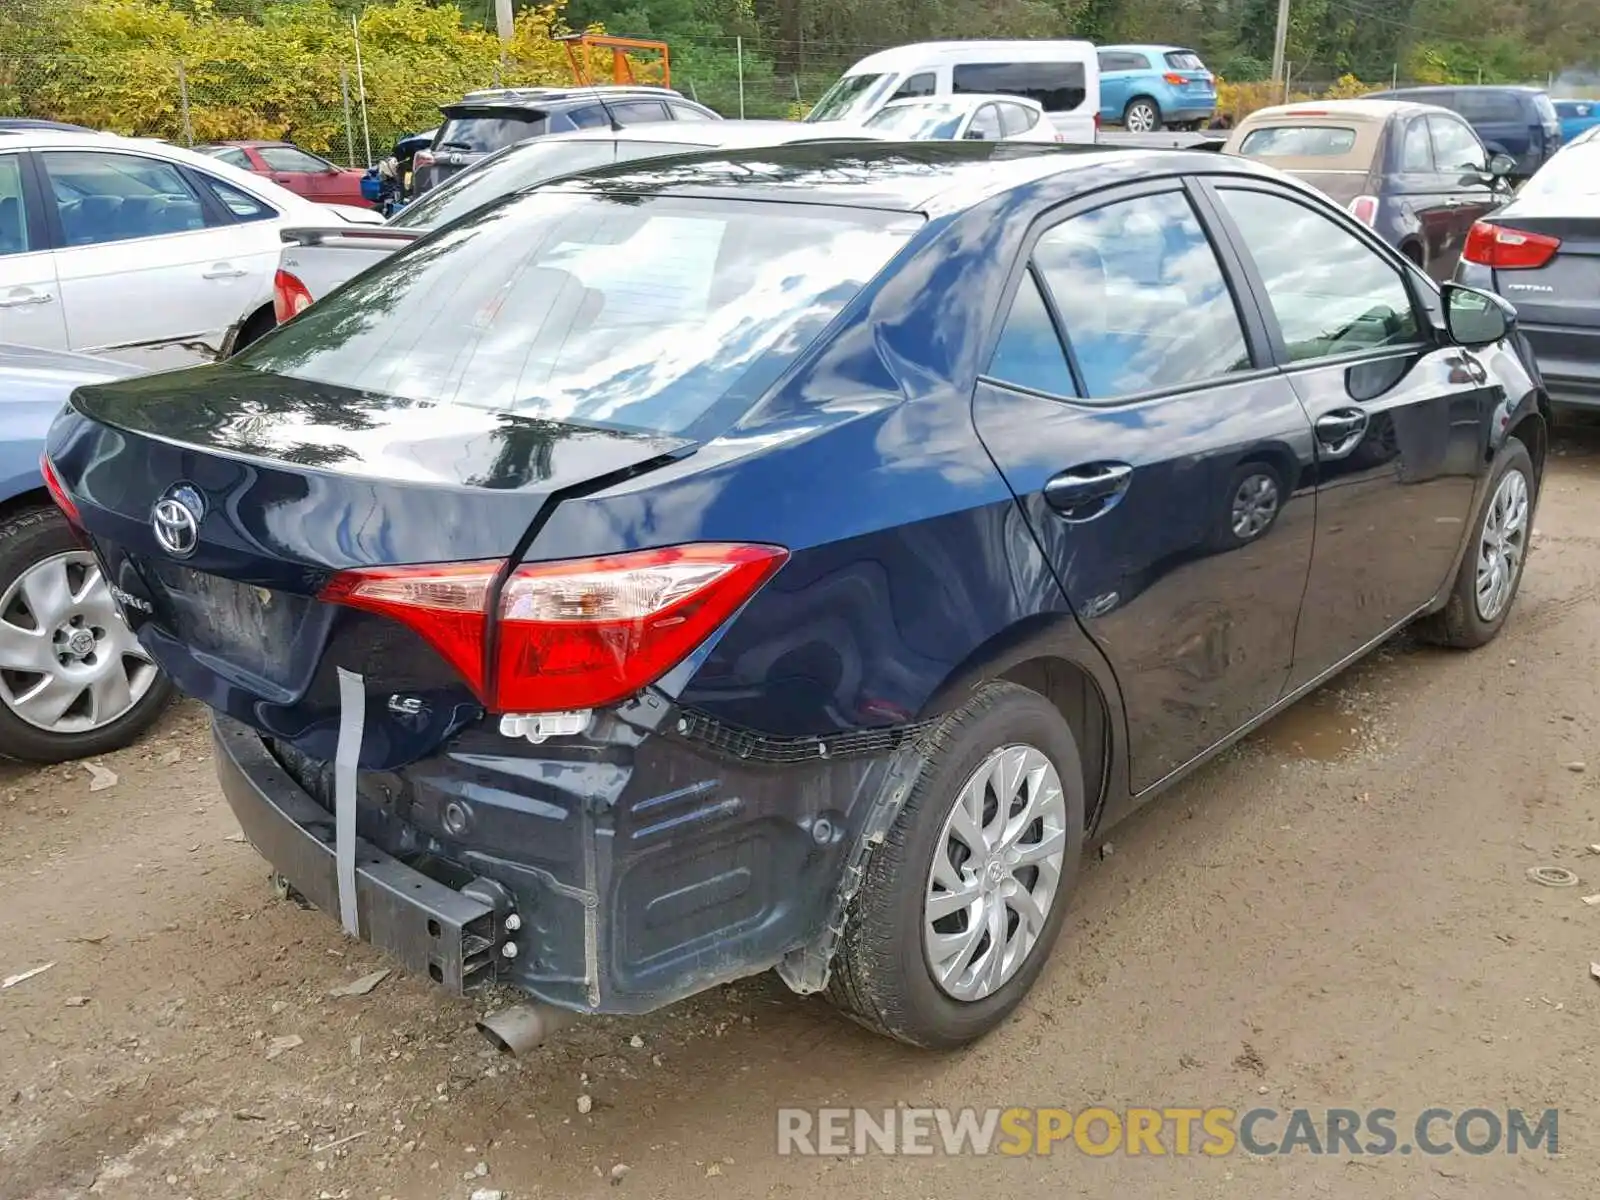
[
  {"left": 1482, "top": 202, "right": 1600, "bottom": 386},
  {"left": 47, "top": 364, "right": 691, "bottom": 766}
]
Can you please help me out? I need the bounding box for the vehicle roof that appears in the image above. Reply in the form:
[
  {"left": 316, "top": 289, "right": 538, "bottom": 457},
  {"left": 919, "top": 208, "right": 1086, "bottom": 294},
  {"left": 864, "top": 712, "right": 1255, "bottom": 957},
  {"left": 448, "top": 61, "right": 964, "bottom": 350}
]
[
  {"left": 1238, "top": 98, "right": 1438, "bottom": 124},
  {"left": 1098, "top": 43, "right": 1195, "bottom": 53},
  {"left": 1371, "top": 84, "right": 1544, "bottom": 96},
  {"left": 545, "top": 120, "right": 880, "bottom": 147},
  {"left": 537, "top": 139, "right": 1273, "bottom": 216},
  {"left": 843, "top": 40, "right": 1096, "bottom": 73},
  {"left": 202, "top": 139, "right": 302, "bottom": 149},
  {"left": 449, "top": 85, "right": 687, "bottom": 110}
]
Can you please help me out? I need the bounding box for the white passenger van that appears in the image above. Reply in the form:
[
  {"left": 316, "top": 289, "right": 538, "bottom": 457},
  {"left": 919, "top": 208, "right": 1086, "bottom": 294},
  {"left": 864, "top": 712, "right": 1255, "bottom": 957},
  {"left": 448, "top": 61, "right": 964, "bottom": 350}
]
[{"left": 803, "top": 41, "right": 1102, "bottom": 143}]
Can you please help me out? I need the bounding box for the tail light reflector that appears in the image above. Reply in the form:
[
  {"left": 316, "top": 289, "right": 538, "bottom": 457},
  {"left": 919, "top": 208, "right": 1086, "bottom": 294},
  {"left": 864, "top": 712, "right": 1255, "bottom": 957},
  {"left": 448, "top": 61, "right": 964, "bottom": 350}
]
[
  {"left": 40, "top": 454, "right": 81, "bottom": 526},
  {"left": 1348, "top": 195, "right": 1379, "bottom": 226},
  {"left": 1163, "top": 72, "right": 1187, "bottom": 85},
  {"left": 1462, "top": 221, "right": 1561, "bottom": 270},
  {"left": 273, "top": 269, "right": 314, "bottom": 323},
  {"left": 319, "top": 543, "right": 789, "bottom": 713}
]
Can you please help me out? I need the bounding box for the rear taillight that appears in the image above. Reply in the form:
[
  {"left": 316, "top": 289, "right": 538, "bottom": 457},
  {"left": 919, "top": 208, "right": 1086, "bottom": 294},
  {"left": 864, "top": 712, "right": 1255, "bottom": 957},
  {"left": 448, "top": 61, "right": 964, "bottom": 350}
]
[
  {"left": 1348, "top": 195, "right": 1379, "bottom": 226},
  {"left": 1462, "top": 221, "right": 1561, "bottom": 270},
  {"left": 412, "top": 149, "right": 436, "bottom": 171},
  {"left": 273, "top": 269, "right": 314, "bottom": 323},
  {"left": 40, "top": 454, "right": 81, "bottom": 526},
  {"left": 1163, "top": 73, "right": 1187, "bottom": 85},
  {"left": 319, "top": 543, "right": 789, "bottom": 713}
]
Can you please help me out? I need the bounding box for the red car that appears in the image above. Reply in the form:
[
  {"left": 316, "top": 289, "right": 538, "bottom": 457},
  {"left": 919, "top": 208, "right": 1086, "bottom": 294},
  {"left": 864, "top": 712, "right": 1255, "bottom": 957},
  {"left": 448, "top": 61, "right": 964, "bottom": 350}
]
[{"left": 197, "top": 141, "right": 370, "bottom": 207}]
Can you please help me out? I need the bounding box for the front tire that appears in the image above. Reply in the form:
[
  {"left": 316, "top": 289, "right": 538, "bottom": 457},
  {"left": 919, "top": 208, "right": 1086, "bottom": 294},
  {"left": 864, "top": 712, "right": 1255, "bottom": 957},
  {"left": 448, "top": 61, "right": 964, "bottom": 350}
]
[
  {"left": 1417, "top": 436, "right": 1534, "bottom": 648},
  {"left": 1123, "top": 97, "right": 1161, "bottom": 132},
  {"left": 0, "top": 506, "right": 173, "bottom": 762},
  {"left": 827, "top": 682, "right": 1085, "bottom": 1048}
]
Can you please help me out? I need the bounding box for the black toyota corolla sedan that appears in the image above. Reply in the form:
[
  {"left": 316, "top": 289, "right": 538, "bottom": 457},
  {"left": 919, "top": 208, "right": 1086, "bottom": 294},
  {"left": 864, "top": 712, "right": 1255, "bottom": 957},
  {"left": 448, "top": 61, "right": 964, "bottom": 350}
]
[{"left": 44, "top": 142, "right": 1548, "bottom": 1049}]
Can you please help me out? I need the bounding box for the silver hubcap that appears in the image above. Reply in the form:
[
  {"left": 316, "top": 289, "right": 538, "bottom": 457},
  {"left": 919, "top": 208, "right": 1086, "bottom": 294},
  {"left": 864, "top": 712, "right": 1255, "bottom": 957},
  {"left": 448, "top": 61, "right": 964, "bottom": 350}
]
[
  {"left": 1231, "top": 473, "right": 1279, "bottom": 539},
  {"left": 0, "top": 550, "right": 157, "bottom": 733},
  {"left": 924, "top": 744, "right": 1068, "bottom": 1002},
  {"left": 1475, "top": 468, "right": 1529, "bottom": 623},
  {"left": 1126, "top": 104, "right": 1156, "bottom": 132}
]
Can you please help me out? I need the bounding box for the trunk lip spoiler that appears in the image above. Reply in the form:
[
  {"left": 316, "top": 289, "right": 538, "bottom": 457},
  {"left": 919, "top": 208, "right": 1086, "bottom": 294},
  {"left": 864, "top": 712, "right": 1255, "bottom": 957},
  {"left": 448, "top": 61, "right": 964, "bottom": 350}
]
[{"left": 280, "top": 225, "right": 425, "bottom": 248}]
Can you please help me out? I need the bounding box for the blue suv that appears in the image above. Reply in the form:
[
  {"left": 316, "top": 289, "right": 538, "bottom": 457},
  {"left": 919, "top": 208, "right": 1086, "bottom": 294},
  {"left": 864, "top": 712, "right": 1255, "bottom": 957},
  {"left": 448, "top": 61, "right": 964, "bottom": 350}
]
[{"left": 1097, "top": 45, "right": 1217, "bottom": 131}]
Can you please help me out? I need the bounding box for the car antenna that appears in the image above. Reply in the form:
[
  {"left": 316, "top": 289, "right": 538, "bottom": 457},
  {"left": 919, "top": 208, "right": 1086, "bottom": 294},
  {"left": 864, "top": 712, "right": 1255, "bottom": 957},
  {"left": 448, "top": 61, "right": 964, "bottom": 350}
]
[{"left": 556, "top": 33, "right": 625, "bottom": 133}]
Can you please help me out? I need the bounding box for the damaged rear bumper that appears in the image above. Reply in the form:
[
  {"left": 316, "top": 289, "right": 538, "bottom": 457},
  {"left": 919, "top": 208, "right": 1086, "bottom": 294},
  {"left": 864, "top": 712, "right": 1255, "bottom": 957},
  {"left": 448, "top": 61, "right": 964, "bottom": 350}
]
[{"left": 212, "top": 708, "right": 924, "bottom": 1016}]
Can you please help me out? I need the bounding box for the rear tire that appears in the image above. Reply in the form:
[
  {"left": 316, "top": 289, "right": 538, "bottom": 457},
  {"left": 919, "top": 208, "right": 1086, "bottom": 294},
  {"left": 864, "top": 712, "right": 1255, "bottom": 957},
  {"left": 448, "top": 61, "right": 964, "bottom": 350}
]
[
  {"left": 1416, "top": 437, "right": 1534, "bottom": 648},
  {"left": 826, "top": 681, "right": 1085, "bottom": 1048},
  {"left": 1123, "top": 97, "right": 1161, "bottom": 132},
  {"left": 0, "top": 506, "right": 173, "bottom": 763}
]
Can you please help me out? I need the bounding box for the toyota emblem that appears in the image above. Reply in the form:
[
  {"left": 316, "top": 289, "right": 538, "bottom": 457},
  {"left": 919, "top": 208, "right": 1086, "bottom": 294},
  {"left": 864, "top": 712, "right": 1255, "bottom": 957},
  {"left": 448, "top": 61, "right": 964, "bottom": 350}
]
[{"left": 152, "top": 485, "right": 204, "bottom": 559}]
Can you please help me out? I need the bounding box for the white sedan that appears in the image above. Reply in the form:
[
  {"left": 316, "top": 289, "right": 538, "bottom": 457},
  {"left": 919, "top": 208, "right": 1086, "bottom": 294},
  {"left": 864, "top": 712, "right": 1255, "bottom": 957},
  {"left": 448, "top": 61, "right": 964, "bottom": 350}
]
[
  {"left": 0, "top": 130, "right": 382, "bottom": 370},
  {"left": 861, "top": 95, "right": 1062, "bottom": 143}
]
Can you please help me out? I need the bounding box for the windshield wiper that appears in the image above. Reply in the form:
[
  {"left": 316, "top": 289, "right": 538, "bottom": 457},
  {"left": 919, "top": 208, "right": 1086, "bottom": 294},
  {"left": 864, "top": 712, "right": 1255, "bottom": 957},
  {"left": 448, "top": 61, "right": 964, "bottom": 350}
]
[{"left": 437, "top": 140, "right": 474, "bottom": 151}]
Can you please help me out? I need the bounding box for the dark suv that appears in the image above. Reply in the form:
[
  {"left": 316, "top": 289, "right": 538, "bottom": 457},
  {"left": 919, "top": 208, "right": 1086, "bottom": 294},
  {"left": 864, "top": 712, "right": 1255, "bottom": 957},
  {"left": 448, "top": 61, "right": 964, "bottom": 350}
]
[
  {"left": 1365, "top": 85, "right": 1561, "bottom": 180},
  {"left": 411, "top": 85, "right": 721, "bottom": 194}
]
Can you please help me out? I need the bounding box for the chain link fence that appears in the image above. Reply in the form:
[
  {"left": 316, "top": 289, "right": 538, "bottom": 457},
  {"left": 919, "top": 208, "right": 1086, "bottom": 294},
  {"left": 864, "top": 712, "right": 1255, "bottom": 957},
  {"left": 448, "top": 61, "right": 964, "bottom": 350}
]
[{"left": 3, "top": 39, "right": 1593, "bottom": 165}]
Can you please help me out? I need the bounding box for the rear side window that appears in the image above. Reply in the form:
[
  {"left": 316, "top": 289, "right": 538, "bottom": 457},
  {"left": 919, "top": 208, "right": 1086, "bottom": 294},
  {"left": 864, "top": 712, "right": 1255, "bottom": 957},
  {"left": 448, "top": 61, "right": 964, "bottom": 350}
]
[
  {"left": 437, "top": 112, "right": 547, "bottom": 154},
  {"left": 892, "top": 72, "right": 936, "bottom": 99},
  {"left": 1033, "top": 190, "right": 1250, "bottom": 399},
  {"left": 988, "top": 269, "right": 1077, "bottom": 397},
  {"left": 998, "top": 103, "right": 1039, "bottom": 136},
  {"left": 610, "top": 100, "right": 672, "bottom": 123},
  {"left": 1165, "top": 51, "right": 1206, "bottom": 70},
  {"left": 238, "top": 193, "right": 921, "bottom": 436},
  {"left": 668, "top": 102, "right": 715, "bottom": 122},
  {"left": 0, "top": 153, "right": 35, "bottom": 256},
  {"left": 1239, "top": 125, "right": 1357, "bottom": 156},
  {"left": 953, "top": 62, "right": 1088, "bottom": 113},
  {"left": 1215, "top": 188, "right": 1418, "bottom": 361},
  {"left": 1097, "top": 52, "right": 1149, "bottom": 72},
  {"left": 1454, "top": 91, "right": 1523, "bottom": 122},
  {"left": 199, "top": 175, "right": 276, "bottom": 223}
]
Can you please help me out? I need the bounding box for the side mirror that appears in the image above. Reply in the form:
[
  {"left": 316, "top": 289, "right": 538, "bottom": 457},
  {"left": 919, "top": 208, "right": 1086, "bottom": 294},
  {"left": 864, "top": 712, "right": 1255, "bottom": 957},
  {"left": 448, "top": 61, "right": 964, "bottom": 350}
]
[
  {"left": 1442, "top": 282, "right": 1514, "bottom": 347},
  {"left": 1488, "top": 152, "right": 1516, "bottom": 178}
]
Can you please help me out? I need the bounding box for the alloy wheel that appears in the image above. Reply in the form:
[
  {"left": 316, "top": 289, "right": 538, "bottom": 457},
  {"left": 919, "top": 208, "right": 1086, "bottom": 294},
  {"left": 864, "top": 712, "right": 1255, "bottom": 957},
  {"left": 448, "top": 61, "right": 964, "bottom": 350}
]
[
  {"left": 1125, "top": 101, "right": 1158, "bottom": 132},
  {"left": 923, "top": 743, "right": 1069, "bottom": 1002},
  {"left": 1231, "top": 472, "right": 1280, "bottom": 540},
  {"left": 0, "top": 550, "right": 158, "bottom": 733},
  {"left": 1475, "top": 467, "right": 1530, "bottom": 623}
]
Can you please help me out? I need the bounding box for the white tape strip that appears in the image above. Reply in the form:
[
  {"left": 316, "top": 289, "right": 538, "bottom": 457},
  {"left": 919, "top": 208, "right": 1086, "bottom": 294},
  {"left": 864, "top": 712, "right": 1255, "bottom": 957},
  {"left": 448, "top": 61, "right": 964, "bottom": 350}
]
[{"left": 334, "top": 667, "right": 365, "bottom": 938}]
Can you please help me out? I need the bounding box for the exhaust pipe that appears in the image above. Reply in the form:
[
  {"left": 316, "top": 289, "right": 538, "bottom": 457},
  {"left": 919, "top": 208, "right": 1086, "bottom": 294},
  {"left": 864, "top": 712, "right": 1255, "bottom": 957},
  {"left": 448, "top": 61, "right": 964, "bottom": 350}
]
[{"left": 476, "top": 1003, "right": 574, "bottom": 1057}]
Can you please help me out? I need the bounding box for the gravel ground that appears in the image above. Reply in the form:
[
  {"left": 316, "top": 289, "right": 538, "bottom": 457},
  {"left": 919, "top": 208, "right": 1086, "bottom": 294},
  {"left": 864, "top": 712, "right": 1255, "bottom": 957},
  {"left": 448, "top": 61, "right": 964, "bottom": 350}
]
[{"left": 5, "top": 428, "right": 1600, "bottom": 1199}]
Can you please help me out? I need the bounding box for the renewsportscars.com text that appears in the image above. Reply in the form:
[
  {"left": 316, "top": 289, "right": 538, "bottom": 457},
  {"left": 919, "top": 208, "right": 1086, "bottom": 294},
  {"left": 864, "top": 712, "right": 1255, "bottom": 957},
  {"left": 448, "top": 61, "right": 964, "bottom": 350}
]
[{"left": 776, "top": 1106, "right": 1559, "bottom": 1158}]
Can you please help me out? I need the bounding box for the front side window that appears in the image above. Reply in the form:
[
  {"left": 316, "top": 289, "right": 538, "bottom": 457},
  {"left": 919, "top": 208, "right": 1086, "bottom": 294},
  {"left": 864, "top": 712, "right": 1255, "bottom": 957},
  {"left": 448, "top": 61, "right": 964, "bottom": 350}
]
[
  {"left": 238, "top": 192, "right": 920, "bottom": 436},
  {"left": 987, "top": 269, "right": 1076, "bottom": 397},
  {"left": 1033, "top": 190, "right": 1250, "bottom": 399},
  {"left": 566, "top": 106, "right": 611, "bottom": 130},
  {"left": 892, "top": 72, "right": 936, "bottom": 100},
  {"left": 966, "top": 105, "right": 1003, "bottom": 141},
  {"left": 952, "top": 62, "right": 1087, "bottom": 113},
  {"left": 41, "top": 151, "right": 206, "bottom": 246},
  {"left": 1429, "top": 116, "right": 1487, "bottom": 172},
  {"left": 1399, "top": 118, "right": 1434, "bottom": 171},
  {"left": 1216, "top": 187, "right": 1419, "bottom": 362},
  {"left": 0, "top": 154, "right": 34, "bottom": 256},
  {"left": 259, "top": 146, "right": 332, "bottom": 174}
]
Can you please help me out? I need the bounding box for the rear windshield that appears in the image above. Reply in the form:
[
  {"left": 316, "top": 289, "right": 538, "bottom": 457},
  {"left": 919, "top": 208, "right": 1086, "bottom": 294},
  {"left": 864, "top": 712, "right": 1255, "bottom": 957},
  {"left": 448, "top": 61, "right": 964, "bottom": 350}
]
[
  {"left": 1534, "top": 94, "right": 1559, "bottom": 124},
  {"left": 436, "top": 111, "right": 547, "bottom": 155},
  {"left": 1519, "top": 144, "right": 1600, "bottom": 198},
  {"left": 1165, "top": 51, "right": 1206, "bottom": 70},
  {"left": 237, "top": 192, "right": 919, "bottom": 435},
  {"left": 394, "top": 138, "right": 708, "bottom": 231},
  {"left": 805, "top": 74, "right": 889, "bottom": 123},
  {"left": 1239, "top": 125, "right": 1358, "bottom": 156}
]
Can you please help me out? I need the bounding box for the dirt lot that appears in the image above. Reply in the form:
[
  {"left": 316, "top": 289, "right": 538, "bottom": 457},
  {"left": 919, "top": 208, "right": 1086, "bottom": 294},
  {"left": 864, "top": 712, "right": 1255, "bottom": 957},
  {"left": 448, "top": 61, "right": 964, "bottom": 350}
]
[{"left": 6, "top": 432, "right": 1600, "bottom": 1200}]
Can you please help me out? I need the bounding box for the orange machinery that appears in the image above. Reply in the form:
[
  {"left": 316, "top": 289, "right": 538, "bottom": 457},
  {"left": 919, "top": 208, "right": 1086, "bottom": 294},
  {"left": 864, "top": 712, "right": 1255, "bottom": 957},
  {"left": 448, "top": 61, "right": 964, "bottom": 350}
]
[{"left": 557, "top": 33, "right": 671, "bottom": 89}]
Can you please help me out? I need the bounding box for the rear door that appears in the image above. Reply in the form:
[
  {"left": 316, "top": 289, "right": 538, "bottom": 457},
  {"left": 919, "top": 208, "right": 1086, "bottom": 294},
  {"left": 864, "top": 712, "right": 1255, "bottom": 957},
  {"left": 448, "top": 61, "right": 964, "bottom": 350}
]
[
  {"left": 0, "top": 149, "right": 69, "bottom": 350},
  {"left": 1203, "top": 179, "right": 1493, "bottom": 681},
  {"left": 971, "top": 179, "right": 1317, "bottom": 791},
  {"left": 39, "top": 147, "right": 274, "bottom": 367}
]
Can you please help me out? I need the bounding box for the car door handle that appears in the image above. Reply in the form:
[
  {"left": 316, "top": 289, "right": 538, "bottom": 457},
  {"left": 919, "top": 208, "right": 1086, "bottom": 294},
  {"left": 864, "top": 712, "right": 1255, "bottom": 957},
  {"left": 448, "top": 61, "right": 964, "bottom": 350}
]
[
  {"left": 0, "top": 291, "right": 54, "bottom": 308},
  {"left": 1043, "top": 462, "right": 1133, "bottom": 519},
  {"left": 1445, "top": 197, "right": 1468, "bottom": 207},
  {"left": 202, "top": 266, "right": 248, "bottom": 280},
  {"left": 1314, "top": 408, "right": 1369, "bottom": 451}
]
